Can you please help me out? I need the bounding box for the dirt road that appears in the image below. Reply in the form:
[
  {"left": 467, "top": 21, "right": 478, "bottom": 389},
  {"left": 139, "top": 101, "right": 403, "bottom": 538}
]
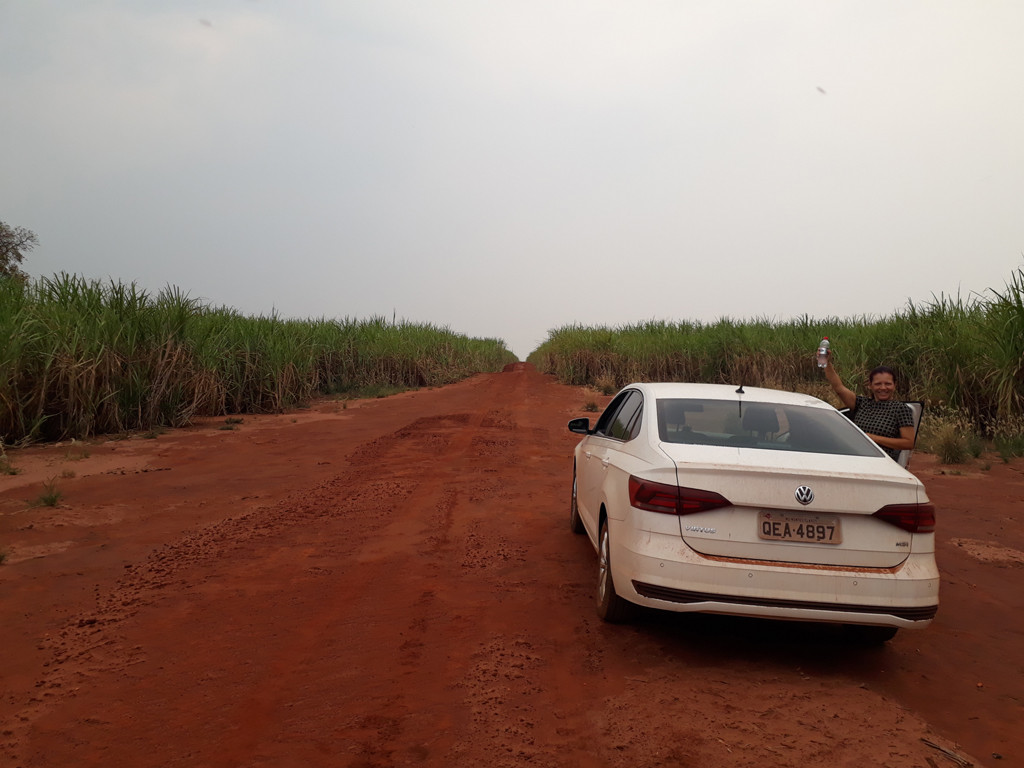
[{"left": 1, "top": 364, "right": 1021, "bottom": 767}]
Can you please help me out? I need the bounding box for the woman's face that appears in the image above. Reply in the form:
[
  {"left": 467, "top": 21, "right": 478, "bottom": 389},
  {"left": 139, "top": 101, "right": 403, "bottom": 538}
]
[{"left": 868, "top": 372, "right": 896, "bottom": 401}]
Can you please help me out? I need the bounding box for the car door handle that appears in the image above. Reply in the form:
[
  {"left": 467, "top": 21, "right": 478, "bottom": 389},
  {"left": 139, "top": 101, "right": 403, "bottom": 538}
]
[
  {"left": 601, "top": 458, "right": 610, "bottom": 468},
  {"left": 585, "top": 451, "right": 592, "bottom": 460}
]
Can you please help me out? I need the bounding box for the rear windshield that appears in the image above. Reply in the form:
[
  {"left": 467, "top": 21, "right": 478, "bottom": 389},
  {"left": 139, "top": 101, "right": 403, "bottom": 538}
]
[{"left": 656, "top": 398, "right": 881, "bottom": 457}]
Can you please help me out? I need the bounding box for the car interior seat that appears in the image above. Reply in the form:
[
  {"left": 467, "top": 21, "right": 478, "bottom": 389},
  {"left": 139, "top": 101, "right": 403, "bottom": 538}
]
[
  {"left": 658, "top": 400, "right": 686, "bottom": 437},
  {"left": 741, "top": 405, "right": 780, "bottom": 441},
  {"left": 659, "top": 401, "right": 706, "bottom": 443}
]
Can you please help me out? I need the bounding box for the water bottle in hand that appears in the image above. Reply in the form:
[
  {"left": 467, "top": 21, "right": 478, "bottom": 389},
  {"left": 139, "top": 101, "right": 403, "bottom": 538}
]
[{"left": 816, "top": 337, "right": 830, "bottom": 368}]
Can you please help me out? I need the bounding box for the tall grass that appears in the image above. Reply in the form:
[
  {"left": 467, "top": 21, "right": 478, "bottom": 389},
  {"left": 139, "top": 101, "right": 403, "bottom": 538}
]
[
  {"left": 1, "top": 274, "right": 516, "bottom": 443},
  {"left": 528, "top": 267, "right": 1024, "bottom": 432}
]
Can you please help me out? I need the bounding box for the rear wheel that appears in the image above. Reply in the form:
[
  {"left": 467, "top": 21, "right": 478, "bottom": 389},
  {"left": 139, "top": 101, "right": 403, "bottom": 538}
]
[
  {"left": 844, "top": 624, "right": 899, "bottom": 644},
  {"left": 570, "top": 466, "right": 585, "bottom": 534},
  {"left": 597, "top": 520, "right": 634, "bottom": 623}
]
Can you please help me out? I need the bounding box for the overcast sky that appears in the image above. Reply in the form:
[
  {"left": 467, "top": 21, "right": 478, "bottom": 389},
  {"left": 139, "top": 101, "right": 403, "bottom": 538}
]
[{"left": 2, "top": 2, "right": 1023, "bottom": 359}]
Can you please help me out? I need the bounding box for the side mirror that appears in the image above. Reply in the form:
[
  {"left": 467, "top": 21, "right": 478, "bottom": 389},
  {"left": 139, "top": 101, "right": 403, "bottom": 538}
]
[{"left": 568, "top": 417, "right": 592, "bottom": 435}]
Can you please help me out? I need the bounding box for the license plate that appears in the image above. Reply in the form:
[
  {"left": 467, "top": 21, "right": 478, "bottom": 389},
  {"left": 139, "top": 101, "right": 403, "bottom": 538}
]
[{"left": 758, "top": 510, "right": 842, "bottom": 544}]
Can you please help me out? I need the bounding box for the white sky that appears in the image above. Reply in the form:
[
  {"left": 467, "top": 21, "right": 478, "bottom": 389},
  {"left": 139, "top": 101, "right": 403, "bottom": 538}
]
[{"left": 2, "top": 1, "right": 1023, "bottom": 359}]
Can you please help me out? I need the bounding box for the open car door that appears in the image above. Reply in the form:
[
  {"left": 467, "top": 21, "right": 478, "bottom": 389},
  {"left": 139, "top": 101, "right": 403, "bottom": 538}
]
[{"left": 897, "top": 401, "right": 924, "bottom": 468}]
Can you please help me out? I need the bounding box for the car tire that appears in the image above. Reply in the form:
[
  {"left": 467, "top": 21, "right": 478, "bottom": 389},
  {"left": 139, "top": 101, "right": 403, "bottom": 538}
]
[
  {"left": 570, "top": 466, "right": 586, "bottom": 535},
  {"left": 844, "top": 624, "right": 899, "bottom": 644},
  {"left": 597, "top": 519, "right": 634, "bottom": 623}
]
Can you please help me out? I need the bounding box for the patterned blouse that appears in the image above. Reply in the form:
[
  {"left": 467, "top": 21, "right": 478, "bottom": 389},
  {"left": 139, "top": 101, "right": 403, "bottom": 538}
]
[{"left": 853, "top": 396, "right": 914, "bottom": 461}]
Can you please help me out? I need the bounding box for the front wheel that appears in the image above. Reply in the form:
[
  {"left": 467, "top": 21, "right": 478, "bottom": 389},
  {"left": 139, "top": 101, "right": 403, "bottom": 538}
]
[
  {"left": 570, "top": 466, "right": 585, "bottom": 534},
  {"left": 597, "top": 520, "right": 634, "bottom": 623}
]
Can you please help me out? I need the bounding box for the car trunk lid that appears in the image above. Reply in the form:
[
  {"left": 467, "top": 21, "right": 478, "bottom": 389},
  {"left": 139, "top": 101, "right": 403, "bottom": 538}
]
[{"left": 659, "top": 444, "right": 925, "bottom": 568}]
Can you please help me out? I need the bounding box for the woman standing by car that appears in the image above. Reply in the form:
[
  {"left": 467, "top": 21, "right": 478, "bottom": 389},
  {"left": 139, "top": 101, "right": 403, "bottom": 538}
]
[{"left": 821, "top": 353, "right": 916, "bottom": 461}]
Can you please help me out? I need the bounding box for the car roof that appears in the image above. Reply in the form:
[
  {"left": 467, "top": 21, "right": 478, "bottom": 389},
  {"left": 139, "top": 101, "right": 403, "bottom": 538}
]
[{"left": 624, "top": 382, "right": 834, "bottom": 410}]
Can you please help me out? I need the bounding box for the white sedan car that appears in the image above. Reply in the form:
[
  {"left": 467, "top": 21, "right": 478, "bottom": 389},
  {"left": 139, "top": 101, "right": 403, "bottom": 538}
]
[{"left": 568, "top": 383, "right": 938, "bottom": 642}]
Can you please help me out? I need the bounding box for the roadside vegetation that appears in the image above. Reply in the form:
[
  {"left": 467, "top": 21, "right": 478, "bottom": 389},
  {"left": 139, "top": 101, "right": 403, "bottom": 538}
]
[
  {"left": 1, "top": 274, "right": 516, "bottom": 444},
  {"left": 0, "top": 439, "right": 18, "bottom": 475},
  {"left": 529, "top": 267, "right": 1024, "bottom": 453},
  {"left": 30, "top": 478, "right": 63, "bottom": 508}
]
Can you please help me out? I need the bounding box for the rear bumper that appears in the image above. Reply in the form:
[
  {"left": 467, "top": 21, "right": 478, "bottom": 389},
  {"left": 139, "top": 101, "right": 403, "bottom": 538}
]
[
  {"left": 631, "top": 582, "right": 938, "bottom": 623},
  {"left": 609, "top": 521, "right": 940, "bottom": 629}
]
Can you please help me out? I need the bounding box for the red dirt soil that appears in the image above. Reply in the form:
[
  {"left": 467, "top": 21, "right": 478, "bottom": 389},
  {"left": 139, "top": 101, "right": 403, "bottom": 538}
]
[{"left": 1, "top": 364, "right": 1021, "bottom": 767}]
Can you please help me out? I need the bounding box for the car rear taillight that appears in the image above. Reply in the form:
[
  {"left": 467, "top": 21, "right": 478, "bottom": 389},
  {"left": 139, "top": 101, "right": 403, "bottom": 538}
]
[
  {"left": 873, "top": 503, "right": 936, "bottom": 533},
  {"left": 628, "top": 476, "right": 731, "bottom": 515}
]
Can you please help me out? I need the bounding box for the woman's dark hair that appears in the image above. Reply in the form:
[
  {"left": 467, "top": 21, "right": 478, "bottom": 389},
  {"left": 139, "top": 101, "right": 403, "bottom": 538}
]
[{"left": 868, "top": 365, "right": 897, "bottom": 383}]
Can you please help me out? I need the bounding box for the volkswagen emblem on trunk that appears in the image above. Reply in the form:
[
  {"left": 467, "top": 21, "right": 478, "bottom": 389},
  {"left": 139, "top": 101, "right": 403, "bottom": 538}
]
[{"left": 795, "top": 486, "right": 814, "bottom": 505}]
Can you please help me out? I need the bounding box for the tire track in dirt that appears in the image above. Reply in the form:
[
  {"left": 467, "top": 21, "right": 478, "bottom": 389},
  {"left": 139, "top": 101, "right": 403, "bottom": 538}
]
[
  {"left": 197, "top": 377, "right": 546, "bottom": 766},
  {"left": 4, "top": 469, "right": 412, "bottom": 765},
  {"left": 208, "top": 408, "right": 494, "bottom": 766},
  {"left": 5, "top": 403, "right": 476, "bottom": 764}
]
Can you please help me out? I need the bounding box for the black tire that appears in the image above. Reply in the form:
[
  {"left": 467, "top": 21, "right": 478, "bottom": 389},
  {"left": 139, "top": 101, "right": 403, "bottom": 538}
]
[
  {"left": 844, "top": 624, "right": 899, "bottom": 644},
  {"left": 570, "top": 466, "right": 586, "bottom": 535},
  {"left": 596, "top": 519, "right": 634, "bottom": 623}
]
